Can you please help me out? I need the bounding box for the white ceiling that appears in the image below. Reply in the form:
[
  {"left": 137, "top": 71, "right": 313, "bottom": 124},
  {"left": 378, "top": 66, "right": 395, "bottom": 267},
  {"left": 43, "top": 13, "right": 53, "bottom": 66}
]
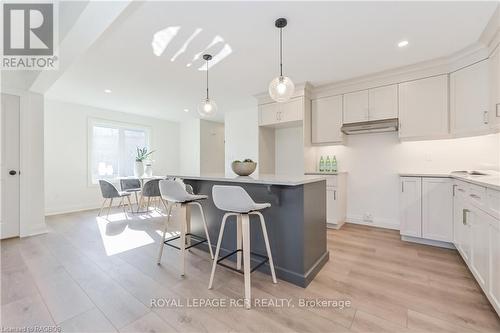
[{"left": 44, "top": 1, "right": 498, "bottom": 122}]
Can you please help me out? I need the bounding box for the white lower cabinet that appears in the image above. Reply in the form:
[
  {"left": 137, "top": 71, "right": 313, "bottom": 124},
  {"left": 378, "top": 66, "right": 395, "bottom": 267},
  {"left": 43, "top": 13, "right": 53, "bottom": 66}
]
[
  {"left": 400, "top": 176, "right": 453, "bottom": 242},
  {"left": 399, "top": 177, "right": 422, "bottom": 237},
  {"left": 452, "top": 179, "right": 500, "bottom": 316},
  {"left": 422, "top": 178, "right": 453, "bottom": 241},
  {"left": 324, "top": 174, "right": 347, "bottom": 229},
  {"left": 490, "top": 220, "right": 500, "bottom": 312},
  {"left": 470, "top": 208, "right": 490, "bottom": 289},
  {"left": 453, "top": 187, "right": 471, "bottom": 261}
]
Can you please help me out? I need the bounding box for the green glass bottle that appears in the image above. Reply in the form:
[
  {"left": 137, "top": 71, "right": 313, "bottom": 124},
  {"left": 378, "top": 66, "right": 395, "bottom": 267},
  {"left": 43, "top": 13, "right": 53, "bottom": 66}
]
[
  {"left": 325, "top": 156, "right": 331, "bottom": 172},
  {"left": 332, "top": 155, "right": 338, "bottom": 172},
  {"left": 319, "top": 156, "right": 325, "bottom": 172}
]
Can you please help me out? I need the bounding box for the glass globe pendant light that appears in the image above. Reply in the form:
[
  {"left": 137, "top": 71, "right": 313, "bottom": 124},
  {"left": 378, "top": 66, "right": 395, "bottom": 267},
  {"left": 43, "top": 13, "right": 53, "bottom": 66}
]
[
  {"left": 197, "top": 54, "right": 217, "bottom": 117},
  {"left": 269, "top": 18, "right": 294, "bottom": 102}
]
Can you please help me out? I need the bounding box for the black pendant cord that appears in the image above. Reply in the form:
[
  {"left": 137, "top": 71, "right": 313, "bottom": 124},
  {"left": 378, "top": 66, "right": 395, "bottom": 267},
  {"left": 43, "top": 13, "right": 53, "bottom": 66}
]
[
  {"left": 279, "top": 27, "right": 283, "bottom": 77},
  {"left": 206, "top": 59, "right": 209, "bottom": 100}
]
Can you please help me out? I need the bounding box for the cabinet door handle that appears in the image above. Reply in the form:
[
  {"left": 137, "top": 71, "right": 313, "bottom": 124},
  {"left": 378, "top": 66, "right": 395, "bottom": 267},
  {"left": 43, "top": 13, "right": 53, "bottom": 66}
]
[
  {"left": 452, "top": 184, "right": 457, "bottom": 196},
  {"left": 496, "top": 103, "right": 500, "bottom": 117},
  {"left": 470, "top": 194, "right": 481, "bottom": 199},
  {"left": 462, "top": 208, "right": 470, "bottom": 226},
  {"left": 334, "top": 190, "right": 337, "bottom": 201},
  {"left": 457, "top": 188, "right": 465, "bottom": 192},
  {"left": 483, "top": 111, "right": 488, "bottom": 124},
  {"left": 401, "top": 182, "right": 404, "bottom": 192}
]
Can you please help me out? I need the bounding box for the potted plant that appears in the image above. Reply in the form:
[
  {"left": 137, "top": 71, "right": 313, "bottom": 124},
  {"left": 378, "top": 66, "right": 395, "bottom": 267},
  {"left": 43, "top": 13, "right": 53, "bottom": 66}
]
[
  {"left": 134, "top": 147, "right": 155, "bottom": 177},
  {"left": 231, "top": 158, "right": 257, "bottom": 176}
]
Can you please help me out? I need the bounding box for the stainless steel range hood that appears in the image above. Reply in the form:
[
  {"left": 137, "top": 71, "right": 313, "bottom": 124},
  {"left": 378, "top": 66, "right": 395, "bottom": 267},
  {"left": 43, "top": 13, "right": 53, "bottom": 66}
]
[{"left": 341, "top": 118, "right": 399, "bottom": 135}]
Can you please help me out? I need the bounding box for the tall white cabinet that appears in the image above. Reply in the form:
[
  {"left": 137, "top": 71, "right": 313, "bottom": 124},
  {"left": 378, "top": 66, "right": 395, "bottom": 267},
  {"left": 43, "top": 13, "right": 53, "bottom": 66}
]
[{"left": 398, "top": 75, "right": 449, "bottom": 140}]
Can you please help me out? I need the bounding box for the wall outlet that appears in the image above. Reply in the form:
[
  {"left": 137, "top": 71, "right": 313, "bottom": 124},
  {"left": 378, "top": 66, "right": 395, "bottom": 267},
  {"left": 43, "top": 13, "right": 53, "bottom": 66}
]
[{"left": 363, "top": 213, "right": 373, "bottom": 222}]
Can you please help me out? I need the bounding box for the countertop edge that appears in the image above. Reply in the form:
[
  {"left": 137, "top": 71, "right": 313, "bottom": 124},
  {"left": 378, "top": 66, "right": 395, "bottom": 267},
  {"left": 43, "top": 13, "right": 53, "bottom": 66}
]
[
  {"left": 168, "top": 174, "right": 327, "bottom": 186},
  {"left": 399, "top": 173, "right": 500, "bottom": 191}
]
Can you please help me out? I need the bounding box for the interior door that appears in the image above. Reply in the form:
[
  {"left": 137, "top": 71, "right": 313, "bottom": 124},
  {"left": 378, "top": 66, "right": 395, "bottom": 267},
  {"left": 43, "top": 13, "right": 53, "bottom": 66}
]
[{"left": 1, "top": 93, "right": 20, "bottom": 239}]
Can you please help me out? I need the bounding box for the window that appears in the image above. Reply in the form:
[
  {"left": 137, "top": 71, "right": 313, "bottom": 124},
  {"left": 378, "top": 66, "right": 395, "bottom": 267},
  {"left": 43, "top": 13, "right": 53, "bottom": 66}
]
[{"left": 89, "top": 119, "right": 150, "bottom": 184}]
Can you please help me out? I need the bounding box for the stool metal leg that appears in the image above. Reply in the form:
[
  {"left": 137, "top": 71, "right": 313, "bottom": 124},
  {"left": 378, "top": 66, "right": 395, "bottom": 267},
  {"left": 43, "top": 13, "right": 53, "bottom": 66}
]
[
  {"left": 241, "top": 214, "right": 251, "bottom": 309},
  {"left": 236, "top": 214, "right": 242, "bottom": 270},
  {"left": 185, "top": 204, "right": 191, "bottom": 248},
  {"left": 157, "top": 202, "right": 173, "bottom": 264},
  {"left": 208, "top": 212, "right": 231, "bottom": 289},
  {"left": 191, "top": 202, "right": 214, "bottom": 259},
  {"left": 180, "top": 204, "right": 187, "bottom": 276},
  {"left": 252, "top": 211, "right": 277, "bottom": 284}
]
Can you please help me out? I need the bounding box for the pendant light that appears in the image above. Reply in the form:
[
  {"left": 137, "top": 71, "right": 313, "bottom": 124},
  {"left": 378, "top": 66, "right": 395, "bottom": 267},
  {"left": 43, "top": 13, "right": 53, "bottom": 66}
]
[
  {"left": 269, "top": 18, "right": 294, "bottom": 102},
  {"left": 197, "top": 54, "right": 217, "bottom": 117}
]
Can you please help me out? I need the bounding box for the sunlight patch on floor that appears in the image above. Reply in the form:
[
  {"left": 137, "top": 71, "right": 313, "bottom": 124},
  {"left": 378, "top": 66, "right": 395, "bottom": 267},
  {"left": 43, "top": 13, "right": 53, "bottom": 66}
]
[{"left": 96, "top": 216, "right": 155, "bottom": 256}]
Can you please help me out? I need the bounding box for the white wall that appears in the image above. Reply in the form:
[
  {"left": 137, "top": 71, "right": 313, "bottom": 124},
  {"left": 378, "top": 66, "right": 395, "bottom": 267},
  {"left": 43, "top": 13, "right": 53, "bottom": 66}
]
[
  {"left": 44, "top": 100, "right": 180, "bottom": 215},
  {"left": 224, "top": 108, "right": 259, "bottom": 176},
  {"left": 200, "top": 120, "right": 225, "bottom": 174},
  {"left": 313, "top": 132, "right": 500, "bottom": 229},
  {"left": 179, "top": 119, "right": 200, "bottom": 175}
]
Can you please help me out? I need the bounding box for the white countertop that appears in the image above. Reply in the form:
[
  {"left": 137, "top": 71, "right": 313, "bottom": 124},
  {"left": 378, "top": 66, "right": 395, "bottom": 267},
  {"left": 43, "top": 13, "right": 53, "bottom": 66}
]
[
  {"left": 304, "top": 171, "right": 348, "bottom": 176},
  {"left": 400, "top": 171, "right": 500, "bottom": 191},
  {"left": 167, "top": 173, "right": 327, "bottom": 186}
]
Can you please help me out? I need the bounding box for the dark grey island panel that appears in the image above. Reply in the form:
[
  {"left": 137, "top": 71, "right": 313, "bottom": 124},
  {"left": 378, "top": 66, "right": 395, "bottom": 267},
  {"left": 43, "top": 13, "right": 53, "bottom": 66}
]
[{"left": 176, "top": 175, "right": 328, "bottom": 287}]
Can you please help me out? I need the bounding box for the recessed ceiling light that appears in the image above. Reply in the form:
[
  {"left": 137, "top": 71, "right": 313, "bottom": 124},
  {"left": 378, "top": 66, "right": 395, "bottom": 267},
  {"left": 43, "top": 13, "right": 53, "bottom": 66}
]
[
  {"left": 104, "top": 89, "right": 112, "bottom": 93},
  {"left": 398, "top": 40, "right": 409, "bottom": 48},
  {"left": 183, "top": 108, "right": 189, "bottom": 113}
]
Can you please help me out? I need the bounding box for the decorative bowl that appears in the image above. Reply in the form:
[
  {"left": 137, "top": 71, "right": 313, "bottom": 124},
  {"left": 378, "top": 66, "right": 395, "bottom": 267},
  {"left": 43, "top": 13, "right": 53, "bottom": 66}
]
[{"left": 231, "top": 161, "right": 257, "bottom": 176}]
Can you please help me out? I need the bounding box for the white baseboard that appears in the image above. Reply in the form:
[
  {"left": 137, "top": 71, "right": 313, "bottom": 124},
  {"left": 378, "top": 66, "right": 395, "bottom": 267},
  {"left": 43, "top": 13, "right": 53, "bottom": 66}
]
[
  {"left": 45, "top": 204, "right": 100, "bottom": 216},
  {"left": 345, "top": 215, "right": 399, "bottom": 230},
  {"left": 327, "top": 221, "right": 345, "bottom": 230},
  {"left": 401, "top": 235, "right": 455, "bottom": 249}
]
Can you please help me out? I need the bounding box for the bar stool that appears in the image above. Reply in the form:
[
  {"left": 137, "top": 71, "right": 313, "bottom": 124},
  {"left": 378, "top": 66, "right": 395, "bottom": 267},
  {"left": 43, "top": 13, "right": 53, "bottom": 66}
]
[
  {"left": 157, "top": 179, "right": 214, "bottom": 276},
  {"left": 208, "top": 185, "right": 277, "bottom": 309}
]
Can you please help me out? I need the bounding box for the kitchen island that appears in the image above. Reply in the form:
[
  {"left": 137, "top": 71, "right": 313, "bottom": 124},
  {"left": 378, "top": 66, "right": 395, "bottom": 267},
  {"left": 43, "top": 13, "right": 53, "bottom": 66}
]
[{"left": 167, "top": 173, "right": 328, "bottom": 287}]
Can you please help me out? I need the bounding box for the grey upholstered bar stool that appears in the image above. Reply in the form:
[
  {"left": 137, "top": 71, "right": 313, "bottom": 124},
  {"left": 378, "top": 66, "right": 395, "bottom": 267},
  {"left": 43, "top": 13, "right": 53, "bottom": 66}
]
[
  {"left": 139, "top": 179, "right": 162, "bottom": 212},
  {"left": 120, "top": 178, "right": 142, "bottom": 212},
  {"left": 157, "top": 179, "right": 214, "bottom": 276},
  {"left": 208, "top": 185, "right": 277, "bottom": 309},
  {"left": 98, "top": 180, "right": 133, "bottom": 218}
]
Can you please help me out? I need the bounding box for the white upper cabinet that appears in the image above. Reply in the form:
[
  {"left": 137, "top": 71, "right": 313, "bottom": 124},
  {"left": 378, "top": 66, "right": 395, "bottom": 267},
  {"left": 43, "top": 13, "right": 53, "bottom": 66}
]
[
  {"left": 259, "top": 102, "right": 279, "bottom": 126},
  {"left": 343, "top": 85, "right": 398, "bottom": 124},
  {"left": 489, "top": 47, "right": 500, "bottom": 130},
  {"left": 368, "top": 85, "right": 398, "bottom": 120},
  {"left": 280, "top": 97, "right": 303, "bottom": 123},
  {"left": 450, "top": 59, "right": 490, "bottom": 136},
  {"left": 398, "top": 75, "right": 449, "bottom": 140},
  {"left": 343, "top": 90, "right": 369, "bottom": 123},
  {"left": 422, "top": 177, "right": 453, "bottom": 242},
  {"left": 399, "top": 177, "right": 422, "bottom": 238},
  {"left": 259, "top": 97, "right": 303, "bottom": 126},
  {"left": 311, "top": 95, "right": 343, "bottom": 144}
]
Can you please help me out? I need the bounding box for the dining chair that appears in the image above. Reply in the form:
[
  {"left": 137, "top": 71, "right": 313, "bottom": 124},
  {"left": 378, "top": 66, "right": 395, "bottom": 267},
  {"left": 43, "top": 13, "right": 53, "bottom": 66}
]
[
  {"left": 98, "top": 180, "right": 133, "bottom": 218},
  {"left": 139, "top": 178, "right": 162, "bottom": 212},
  {"left": 120, "top": 178, "right": 142, "bottom": 212}
]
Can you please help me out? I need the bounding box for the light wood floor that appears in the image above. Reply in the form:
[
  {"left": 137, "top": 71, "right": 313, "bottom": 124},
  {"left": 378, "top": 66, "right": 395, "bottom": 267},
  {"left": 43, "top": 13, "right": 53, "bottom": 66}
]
[{"left": 1, "top": 207, "right": 499, "bottom": 333}]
